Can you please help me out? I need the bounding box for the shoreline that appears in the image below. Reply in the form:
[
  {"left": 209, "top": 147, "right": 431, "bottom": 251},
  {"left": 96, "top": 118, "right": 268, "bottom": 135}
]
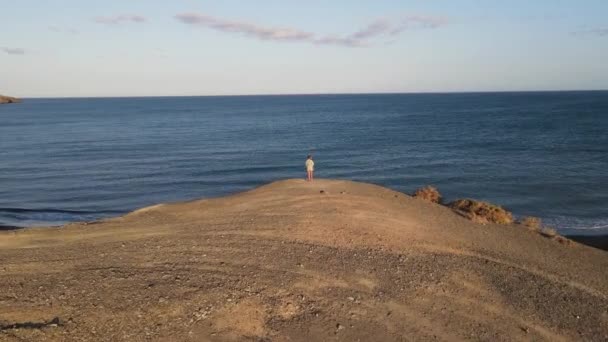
[
  {"left": 568, "top": 235, "right": 608, "bottom": 252},
  {"left": 0, "top": 224, "right": 22, "bottom": 231}
]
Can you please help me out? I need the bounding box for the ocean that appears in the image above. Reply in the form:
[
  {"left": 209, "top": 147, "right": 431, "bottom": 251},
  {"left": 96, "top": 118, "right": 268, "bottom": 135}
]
[{"left": 1, "top": 92, "right": 607, "bottom": 235}]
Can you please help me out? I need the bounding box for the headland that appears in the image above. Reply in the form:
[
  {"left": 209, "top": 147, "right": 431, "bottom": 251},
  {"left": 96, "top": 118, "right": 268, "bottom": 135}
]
[{"left": 1, "top": 179, "right": 606, "bottom": 341}]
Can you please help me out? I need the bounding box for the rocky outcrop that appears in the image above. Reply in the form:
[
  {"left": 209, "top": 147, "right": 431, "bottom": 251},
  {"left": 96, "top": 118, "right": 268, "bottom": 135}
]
[
  {"left": 517, "top": 216, "right": 542, "bottom": 230},
  {"left": 0, "top": 94, "right": 21, "bottom": 104},
  {"left": 413, "top": 185, "right": 442, "bottom": 204},
  {"left": 448, "top": 198, "right": 514, "bottom": 224}
]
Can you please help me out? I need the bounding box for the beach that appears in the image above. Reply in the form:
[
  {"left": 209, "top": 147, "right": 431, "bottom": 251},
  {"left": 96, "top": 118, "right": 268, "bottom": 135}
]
[{"left": 1, "top": 179, "right": 607, "bottom": 341}]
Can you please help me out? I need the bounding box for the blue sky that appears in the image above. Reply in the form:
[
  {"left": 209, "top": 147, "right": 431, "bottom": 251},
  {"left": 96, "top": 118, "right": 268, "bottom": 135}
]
[{"left": 1, "top": 0, "right": 607, "bottom": 97}]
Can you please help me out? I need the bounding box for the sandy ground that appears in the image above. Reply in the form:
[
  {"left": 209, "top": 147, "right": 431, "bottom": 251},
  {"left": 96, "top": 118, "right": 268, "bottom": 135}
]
[{"left": 1, "top": 179, "right": 607, "bottom": 341}]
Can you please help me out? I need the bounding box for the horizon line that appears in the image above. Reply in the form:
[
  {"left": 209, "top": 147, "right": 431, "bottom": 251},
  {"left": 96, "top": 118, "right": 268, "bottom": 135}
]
[{"left": 13, "top": 89, "right": 608, "bottom": 99}]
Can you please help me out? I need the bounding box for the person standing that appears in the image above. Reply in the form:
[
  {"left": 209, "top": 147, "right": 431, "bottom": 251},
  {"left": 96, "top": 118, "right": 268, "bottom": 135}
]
[{"left": 305, "top": 155, "right": 315, "bottom": 182}]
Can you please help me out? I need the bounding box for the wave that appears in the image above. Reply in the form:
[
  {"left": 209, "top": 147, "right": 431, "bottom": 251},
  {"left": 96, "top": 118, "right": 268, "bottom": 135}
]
[
  {"left": 0, "top": 207, "right": 120, "bottom": 215},
  {"left": 0, "top": 207, "right": 124, "bottom": 228}
]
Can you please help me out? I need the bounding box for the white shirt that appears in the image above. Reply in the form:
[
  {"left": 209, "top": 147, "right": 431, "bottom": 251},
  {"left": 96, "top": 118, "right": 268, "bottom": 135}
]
[{"left": 305, "top": 159, "right": 314, "bottom": 171}]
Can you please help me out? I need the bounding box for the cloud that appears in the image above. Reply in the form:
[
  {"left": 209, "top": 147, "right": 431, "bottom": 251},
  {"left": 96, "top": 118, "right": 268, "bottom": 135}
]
[
  {"left": 94, "top": 14, "right": 147, "bottom": 25},
  {"left": 1, "top": 47, "right": 26, "bottom": 55},
  {"left": 314, "top": 36, "right": 365, "bottom": 48},
  {"left": 175, "top": 13, "right": 446, "bottom": 47},
  {"left": 350, "top": 19, "right": 393, "bottom": 40},
  {"left": 390, "top": 15, "right": 448, "bottom": 35},
  {"left": 49, "top": 26, "right": 79, "bottom": 34},
  {"left": 175, "top": 13, "right": 313, "bottom": 42},
  {"left": 572, "top": 28, "right": 608, "bottom": 37}
]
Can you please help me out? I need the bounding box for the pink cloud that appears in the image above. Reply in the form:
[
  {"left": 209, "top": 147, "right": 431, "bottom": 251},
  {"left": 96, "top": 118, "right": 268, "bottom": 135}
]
[
  {"left": 351, "top": 19, "right": 393, "bottom": 40},
  {"left": 175, "top": 12, "right": 447, "bottom": 47},
  {"left": 175, "top": 13, "right": 313, "bottom": 42}
]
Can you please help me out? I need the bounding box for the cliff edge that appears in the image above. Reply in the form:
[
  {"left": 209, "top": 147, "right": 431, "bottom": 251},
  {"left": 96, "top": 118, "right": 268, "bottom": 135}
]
[{"left": 1, "top": 179, "right": 607, "bottom": 341}]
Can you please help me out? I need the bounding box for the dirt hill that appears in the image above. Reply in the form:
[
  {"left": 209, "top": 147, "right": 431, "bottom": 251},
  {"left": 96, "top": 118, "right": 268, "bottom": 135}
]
[{"left": 1, "top": 179, "right": 607, "bottom": 341}]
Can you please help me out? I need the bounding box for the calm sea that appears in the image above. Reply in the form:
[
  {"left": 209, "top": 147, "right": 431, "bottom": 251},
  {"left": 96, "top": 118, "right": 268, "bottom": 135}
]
[{"left": 1, "top": 92, "right": 607, "bottom": 235}]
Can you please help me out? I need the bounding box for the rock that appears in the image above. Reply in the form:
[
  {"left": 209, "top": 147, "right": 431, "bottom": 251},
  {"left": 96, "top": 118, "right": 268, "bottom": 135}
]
[
  {"left": 554, "top": 235, "right": 572, "bottom": 246},
  {"left": 0, "top": 95, "right": 21, "bottom": 104},
  {"left": 540, "top": 227, "right": 558, "bottom": 238},
  {"left": 413, "top": 186, "right": 442, "bottom": 204},
  {"left": 518, "top": 216, "right": 542, "bottom": 230},
  {"left": 448, "top": 199, "right": 513, "bottom": 224}
]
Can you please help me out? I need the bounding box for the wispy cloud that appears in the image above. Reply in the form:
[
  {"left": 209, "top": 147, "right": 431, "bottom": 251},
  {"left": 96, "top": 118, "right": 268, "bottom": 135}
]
[
  {"left": 390, "top": 15, "right": 448, "bottom": 34},
  {"left": 572, "top": 28, "right": 608, "bottom": 37},
  {"left": 49, "top": 26, "right": 79, "bottom": 34},
  {"left": 1, "top": 47, "right": 26, "bottom": 55},
  {"left": 175, "top": 13, "right": 446, "bottom": 47},
  {"left": 175, "top": 13, "right": 313, "bottom": 42},
  {"left": 314, "top": 36, "right": 364, "bottom": 48},
  {"left": 94, "top": 14, "right": 147, "bottom": 25},
  {"left": 350, "top": 19, "right": 393, "bottom": 40}
]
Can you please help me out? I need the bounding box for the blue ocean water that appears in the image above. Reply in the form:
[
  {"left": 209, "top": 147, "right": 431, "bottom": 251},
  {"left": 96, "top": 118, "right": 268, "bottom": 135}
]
[{"left": 1, "top": 92, "right": 607, "bottom": 235}]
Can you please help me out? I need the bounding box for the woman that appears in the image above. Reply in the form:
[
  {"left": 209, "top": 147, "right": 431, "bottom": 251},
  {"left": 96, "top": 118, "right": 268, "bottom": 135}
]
[{"left": 305, "top": 155, "right": 315, "bottom": 182}]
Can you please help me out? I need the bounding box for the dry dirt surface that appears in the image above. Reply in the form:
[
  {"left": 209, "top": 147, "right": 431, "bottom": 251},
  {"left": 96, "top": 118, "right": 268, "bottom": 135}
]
[{"left": 1, "top": 179, "right": 607, "bottom": 341}]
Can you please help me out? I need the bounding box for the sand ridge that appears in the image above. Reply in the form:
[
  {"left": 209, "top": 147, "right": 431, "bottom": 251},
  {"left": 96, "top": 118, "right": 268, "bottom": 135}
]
[{"left": 1, "top": 179, "right": 607, "bottom": 341}]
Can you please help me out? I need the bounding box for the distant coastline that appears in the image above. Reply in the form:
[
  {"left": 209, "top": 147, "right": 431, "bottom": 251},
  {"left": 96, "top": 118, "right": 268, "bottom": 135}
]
[{"left": 0, "top": 94, "right": 20, "bottom": 104}]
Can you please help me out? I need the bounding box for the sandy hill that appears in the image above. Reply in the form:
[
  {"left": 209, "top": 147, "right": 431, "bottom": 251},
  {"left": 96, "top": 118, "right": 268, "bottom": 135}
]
[{"left": 1, "top": 179, "right": 607, "bottom": 341}]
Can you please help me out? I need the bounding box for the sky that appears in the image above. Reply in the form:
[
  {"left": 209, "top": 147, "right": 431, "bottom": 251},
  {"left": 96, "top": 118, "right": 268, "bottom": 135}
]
[{"left": 1, "top": 0, "right": 607, "bottom": 97}]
